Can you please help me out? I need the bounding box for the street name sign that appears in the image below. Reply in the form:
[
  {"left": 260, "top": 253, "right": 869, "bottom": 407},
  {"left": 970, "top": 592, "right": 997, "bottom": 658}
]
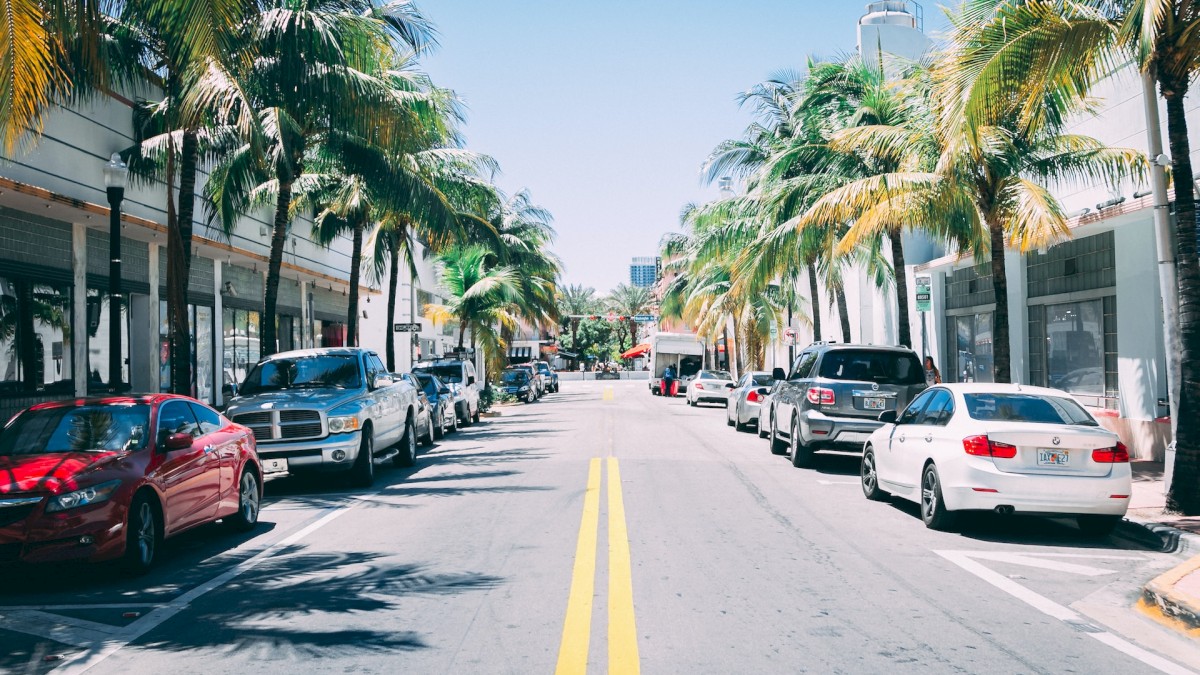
[
  {"left": 393, "top": 323, "right": 422, "bottom": 332},
  {"left": 632, "top": 314, "right": 656, "bottom": 322}
]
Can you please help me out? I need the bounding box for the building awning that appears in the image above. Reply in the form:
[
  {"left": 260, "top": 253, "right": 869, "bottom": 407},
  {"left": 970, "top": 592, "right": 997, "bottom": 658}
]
[
  {"left": 620, "top": 343, "right": 651, "bottom": 360},
  {"left": 556, "top": 350, "right": 579, "bottom": 359},
  {"left": 508, "top": 346, "right": 534, "bottom": 361}
]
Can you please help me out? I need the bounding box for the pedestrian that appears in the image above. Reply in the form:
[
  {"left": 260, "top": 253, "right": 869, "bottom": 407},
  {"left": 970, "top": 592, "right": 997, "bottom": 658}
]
[
  {"left": 924, "top": 356, "right": 941, "bottom": 386},
  {"left": 662, "top": 364, "right": 675, "bottom": 397}
]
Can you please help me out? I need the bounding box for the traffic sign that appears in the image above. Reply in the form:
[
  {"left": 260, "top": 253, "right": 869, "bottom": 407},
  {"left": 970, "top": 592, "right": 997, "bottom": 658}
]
[
  {"left": 783, "top": 327, "right": 797, "bottom": 342},
  {"left": 393, "top": 322, "right": 422, "bottom": 332},
  {"left": 632, "top": 314, "right": 656, "bottom": 322},
  {"left": 915, "top": 275, "right": 932, "bottom": 313},
  {"left": 606, "top": 312, "right": 618, "bottom": 323}
]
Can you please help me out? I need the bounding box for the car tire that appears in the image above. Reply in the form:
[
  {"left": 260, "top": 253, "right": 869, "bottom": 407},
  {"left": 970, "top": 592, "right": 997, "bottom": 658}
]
[
  {"left": 527, "top": 391, "right": 536, "bottom": 404},
  {"left": 122, "top": 492, "right": 160, "bottom": 576},
  {"left": 769, "top": 411, "right": 788, "bottom": 455},
  {"left": 420, "top": 416, "right": 434, "bottom": 447},
  {"left": 1077, "top": 515, "right": 1121, "bottom": 537},
  {"left": 790, "top": 417, "right": 815, "bottom": 468},
  {"left": 472, "top": 408, "right": 481, "bottom": 424},
  {"left": 395, "top": 418, "right": 417, "bottom": 467},
  {"left": 225, "top": 469, "right": 261, "bottom": 532},
  {"left": 861, "top": 448, "right": 886, "bottom": 502},
  {"left": 351, "top": 430, "right": 376, "bottom": 487},
  {"left": 921, "top": 464, "right": 956, "bottom": 531},
  {"left": 449, "top": 411, "right": 458, "bottom": 434},
  {"left": 726, "top": 406, "right": 735, "bottom": 427},
  {"left": 433, "top": 406, "right": 444, "bottom": 440},
  {"left": 758, "top": 414, "right": 770, "bottom": 439}
]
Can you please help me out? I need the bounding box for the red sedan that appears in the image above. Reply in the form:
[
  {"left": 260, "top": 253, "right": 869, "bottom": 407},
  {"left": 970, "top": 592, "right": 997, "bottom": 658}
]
[{"left": 0, "top": 394, "right": 262, "bottom": 573}]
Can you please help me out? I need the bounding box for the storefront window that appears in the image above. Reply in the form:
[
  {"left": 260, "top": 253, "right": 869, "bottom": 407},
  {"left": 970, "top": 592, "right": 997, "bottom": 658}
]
[
  {"left": 315, "top": 319, "right": 346, "bottom": 347},
  {"left": 86, "top": 288, "right": 129, "bottom": 389},
  {"left": 0, "top": 277, "right": 73, "bottom": 394},
  {"left": 950, "top": 312, "right": 993, "bottom": 383},
  {"left": 1044, "top": 299, "right": 1104, "bottom": 396},
  {"left": 158, "top": 302, "right": 216, "bottom": 403},
  {"left": 223, "top": 307, "right": 260, "bottom": 389}
]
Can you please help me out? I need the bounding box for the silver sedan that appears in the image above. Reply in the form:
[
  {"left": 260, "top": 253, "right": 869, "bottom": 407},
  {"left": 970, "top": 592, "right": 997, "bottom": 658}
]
[{"left": 726, "top": 371, "right": 776, "bottom": 432}]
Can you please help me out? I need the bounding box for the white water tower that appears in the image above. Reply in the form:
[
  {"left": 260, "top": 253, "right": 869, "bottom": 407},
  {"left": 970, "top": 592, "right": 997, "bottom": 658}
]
[{"left": 857, "top": 1, "right": 931, "bottom": 77}]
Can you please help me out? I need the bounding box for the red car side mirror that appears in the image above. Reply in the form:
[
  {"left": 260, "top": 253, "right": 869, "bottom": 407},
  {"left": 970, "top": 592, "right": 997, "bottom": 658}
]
[{"left": 163, "top": 432, "right": 194, "bottom": 451}]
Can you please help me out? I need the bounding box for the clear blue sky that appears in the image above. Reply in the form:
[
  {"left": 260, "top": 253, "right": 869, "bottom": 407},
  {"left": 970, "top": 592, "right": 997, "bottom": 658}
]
[{"left": 418, "top": 1, "right": 925, "bottom": 294}]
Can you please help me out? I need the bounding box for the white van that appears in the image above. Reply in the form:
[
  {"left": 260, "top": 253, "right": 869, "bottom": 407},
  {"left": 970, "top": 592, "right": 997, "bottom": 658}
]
[
  {"left": 648, "top": 332, "right": 705, "bottom": 396},
  {"left": 413, "top": 358, "right": 481, "bottom": 424}
]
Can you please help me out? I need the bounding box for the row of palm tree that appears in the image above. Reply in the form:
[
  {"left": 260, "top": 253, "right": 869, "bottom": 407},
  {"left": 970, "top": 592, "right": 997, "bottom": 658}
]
[
  {"left": 555, "top": 283, "right": 654, "bottom": 358},
  {"left": 1, "top": 0, "right": 561, "bottom": 385},
  {"left": 664, "top": 0, "right": 1200, "bottom": 512}
]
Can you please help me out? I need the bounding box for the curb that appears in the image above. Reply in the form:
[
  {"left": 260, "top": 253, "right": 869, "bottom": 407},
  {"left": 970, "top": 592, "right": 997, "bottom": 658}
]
[
  {"left": 1115, "top": 517, "right": 1193, "bottom": 554},
  {"left": 1141, "top": 555, "right": 1200, "bottom": 635}
]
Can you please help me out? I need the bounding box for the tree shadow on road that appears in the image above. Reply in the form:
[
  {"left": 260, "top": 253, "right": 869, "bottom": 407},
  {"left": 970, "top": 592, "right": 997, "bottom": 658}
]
[{"left": 131, "top": 546, "right": 502, "bottom": 659}]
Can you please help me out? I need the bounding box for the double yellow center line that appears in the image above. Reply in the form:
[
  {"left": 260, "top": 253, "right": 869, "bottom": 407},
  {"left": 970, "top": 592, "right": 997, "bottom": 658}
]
[{"left": 555, "top": 457, "right": 640, "bottom": 674}]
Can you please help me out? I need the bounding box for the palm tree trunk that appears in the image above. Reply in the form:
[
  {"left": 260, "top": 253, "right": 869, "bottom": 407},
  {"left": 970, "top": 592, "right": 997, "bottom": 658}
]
[
  {"left": 890, "top": 230, "right": 912, "bottom": 348},
  {"left": 808, "top": 264, "right": 822, "bottom": 341},
  {"left": 458, "top": 319, "right": 468, "bottom": 350},
  {"left": 835, "top": 285, "right": 851, "bottom": 343},
  {"left": 345, "top": 219, "right": 364, "bottom": 347},
  {"left": 167, "top": 130, "right": 198, "bottom": 395},
  {"left": 570, "top": 318, "right": 580, "bottom": 355},
  {"left": 385, "top": 233, "right": 400, "bottom": 371},
  {"left": 262, "top": 179, "right": 293, "bottom": 358},
  {"left": 988, "top": 219, "right": 1011, "bottom": 384},
  {"left": 1163, "top": 86, "right": 1200, "bottom": 514}
]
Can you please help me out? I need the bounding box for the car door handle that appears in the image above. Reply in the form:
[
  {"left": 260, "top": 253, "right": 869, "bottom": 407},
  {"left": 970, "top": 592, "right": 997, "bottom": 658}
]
[
  {"left": 898, "top": 434, "right": 906, "bottom": 442},
  {"left": 924, "top": 435, "right": 933, "bottom": 443}
]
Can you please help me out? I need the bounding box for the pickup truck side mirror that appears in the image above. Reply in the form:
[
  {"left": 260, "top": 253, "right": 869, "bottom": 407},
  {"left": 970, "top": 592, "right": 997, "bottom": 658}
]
[
  {"left": 439, "top": 386, "right": 451, "bottom": 395},
  {"left": 372, "top": 374, "right": 393, "bottom": 389},
  {"left": 772, "top": 367, "right": 786, "bottom": 381},
  {"left": 878, "top": 410, "right": 898, "bottom": 424}
]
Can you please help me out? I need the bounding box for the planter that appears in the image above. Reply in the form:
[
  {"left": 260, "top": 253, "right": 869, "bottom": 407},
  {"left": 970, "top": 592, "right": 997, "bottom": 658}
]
[{"left": 481, "top": 411, "right": 502, "bottom": 418}]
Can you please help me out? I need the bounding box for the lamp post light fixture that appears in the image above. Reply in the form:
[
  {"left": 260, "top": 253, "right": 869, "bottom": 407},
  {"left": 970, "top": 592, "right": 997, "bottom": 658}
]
[{"left": 103, "top": 152, "right": 128, "bottom": 389}]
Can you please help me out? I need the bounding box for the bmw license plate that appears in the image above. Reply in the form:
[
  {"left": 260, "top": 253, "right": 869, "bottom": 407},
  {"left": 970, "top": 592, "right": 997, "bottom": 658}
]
[
  {"left": 1037, "top": 449, "right": 1068, "bottom": 466},
  {"left": 863, "top": 397, "right": 886, "bottom": 410},
  {"left": 263, "top": 458, "right": 289, "bottom": 474}
]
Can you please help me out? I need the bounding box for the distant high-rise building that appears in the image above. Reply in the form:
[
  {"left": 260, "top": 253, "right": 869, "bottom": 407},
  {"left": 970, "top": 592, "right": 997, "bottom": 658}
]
[{"left": 630, "top": 256, "right": 659, "bottom": 288}]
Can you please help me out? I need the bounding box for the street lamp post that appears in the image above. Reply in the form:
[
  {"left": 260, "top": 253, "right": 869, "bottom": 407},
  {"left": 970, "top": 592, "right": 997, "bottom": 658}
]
[{"left": 103, "top": 153, "right": 128, "bottom": 389}]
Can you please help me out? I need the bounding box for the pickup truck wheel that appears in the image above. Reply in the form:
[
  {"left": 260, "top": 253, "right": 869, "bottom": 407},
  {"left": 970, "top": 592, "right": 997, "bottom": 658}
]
[
  {"left": 394, "top": 418, "right": 417, "bottom": 467},
  {"left": 473, "top": 408, "right": 481, "bottom": 423},
  {"left": 790, "top": 417, "right": 815, "bottom": 468},
  {"left": 769, "top": 412, "right": 788, "bottom": 455},
  {"left": 350, "top": 431, "right": 375, "bottom": 487}
]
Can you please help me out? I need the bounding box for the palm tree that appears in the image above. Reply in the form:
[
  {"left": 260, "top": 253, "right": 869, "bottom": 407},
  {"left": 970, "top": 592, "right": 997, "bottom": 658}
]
[
  {"left": 798, "top": 56, "right": 1145, "bottom": 384},
  {"left": 423, "top": 244, "right": 521, "bottom": 372},
  {"left": 557, "top": 284, "right": 600, "bottom": 354},
  {"left": 607, "top": 283, "right": 653, "bottom": 354},
  {"left": 940, "top": 0, "right": 1200, "bottom": 514},
  {"left": 196, "top": 0, "right": 436, "bottom": 357}
]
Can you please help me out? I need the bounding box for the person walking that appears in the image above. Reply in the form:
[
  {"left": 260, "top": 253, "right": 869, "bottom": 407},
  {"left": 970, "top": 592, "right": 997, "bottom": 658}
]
[
  {"left": 924, "top": 356, "right": 942, "bottom": 386},
  {"left": 662, "top": 364, "right": 675, "bottom": 397}
]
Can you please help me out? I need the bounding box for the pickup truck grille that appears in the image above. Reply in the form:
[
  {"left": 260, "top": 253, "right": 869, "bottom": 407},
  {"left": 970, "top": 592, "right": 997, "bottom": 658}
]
[{"left": 232, "top": 410, "right": 324, "bottom": 442}]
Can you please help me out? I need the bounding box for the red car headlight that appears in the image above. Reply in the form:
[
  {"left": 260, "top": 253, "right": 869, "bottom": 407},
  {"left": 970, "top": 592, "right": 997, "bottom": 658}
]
[{"left": 45, "top": 479, "right": 122, "bottom": 513}]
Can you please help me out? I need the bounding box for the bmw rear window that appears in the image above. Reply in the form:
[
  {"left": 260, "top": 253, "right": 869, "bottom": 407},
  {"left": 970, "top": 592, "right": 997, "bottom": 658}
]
[
  {"left": 963, "top": 393, "right": 1098, "bottom": 426},
  {"left": 818, "top": 350, "right": 924, "bottom": 385}
]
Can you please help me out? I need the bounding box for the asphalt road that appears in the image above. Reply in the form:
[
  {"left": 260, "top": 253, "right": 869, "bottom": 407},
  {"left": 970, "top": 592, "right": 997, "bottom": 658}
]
[{"left": 3, "top": 379, "right": 1200, "bottom": 674}]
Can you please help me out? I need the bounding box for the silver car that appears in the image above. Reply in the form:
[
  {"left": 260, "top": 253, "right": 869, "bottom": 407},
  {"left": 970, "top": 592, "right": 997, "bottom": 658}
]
[
  {"left": 725, "top": 371, "right": 776, "bottom": 432},
  {"left": 685, "top": 369, "right": 736, "bottom": 406}
]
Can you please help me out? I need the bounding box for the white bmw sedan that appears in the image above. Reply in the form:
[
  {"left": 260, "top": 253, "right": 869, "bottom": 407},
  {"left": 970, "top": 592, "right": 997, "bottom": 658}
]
[{"left": 860, "top": 383, "right": 1131, "bottom": 535}]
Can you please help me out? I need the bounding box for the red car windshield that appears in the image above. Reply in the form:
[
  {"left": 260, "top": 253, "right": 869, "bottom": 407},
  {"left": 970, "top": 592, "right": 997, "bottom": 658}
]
[{"left": 0, "top": 404, "right": 151, "bottom": 456}]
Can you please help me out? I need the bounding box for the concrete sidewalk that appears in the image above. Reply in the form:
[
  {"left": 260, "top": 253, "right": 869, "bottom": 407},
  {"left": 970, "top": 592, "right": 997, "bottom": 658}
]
[{"left": 1129, "top": 460, "right": 1200, "bottom": 636}]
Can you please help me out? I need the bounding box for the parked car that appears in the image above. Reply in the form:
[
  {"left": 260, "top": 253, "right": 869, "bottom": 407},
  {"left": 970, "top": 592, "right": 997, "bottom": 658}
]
[
  {"left": 509, "top": 364, "right": 544, "bottom": 398},
  {"left": 411, "top": 372, "right": 457, "bottom": 439},
  {"left": 0, "top": 395, "right": 262, "bottom": 573},
  {"left": 767, "top": 343, "right": 926, "bottom": 468},
  {"left": 397, "top": 373, "right": 437, "bottom": 448},
  {"left": 535, "top": 361, "right": 559, "bottom": 393},
  {"left": 226, "top": 348, "right": 420, "bottom": 487},
  {"left": 500, "top": 368, "right": 537, "bottom": 403},
  {"left": 726, "top": 371, "right": 776, "bottom": 432},
  {"left": 860, "top": 383, "right": 1131, "bottom": 535},
  {"left": 686, "top": 370, "right": 736, "bottom": 406},
  {"left": 413, "top": 358, "right": 481, "bottom": 425}
]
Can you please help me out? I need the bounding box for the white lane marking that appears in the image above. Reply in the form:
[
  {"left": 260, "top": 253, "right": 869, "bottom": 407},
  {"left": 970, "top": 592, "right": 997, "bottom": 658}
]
[
  {"left": 816, "top": 480, "right": 859, "bottom": 485},
  {"left": 0, "top": 604, "right": 165, "bottom": 611},
  {"left": 54, "top": 502, "right": 362, "bottom": 674},
  {"left": 0, "top": 611, "right": 112, "bottom": 647},
  {"left": 960, "top": 551, "right": 1118, "bottom": 577},
  {"left": 937, "top": 550, "right": 1194, "bottom": 675}
]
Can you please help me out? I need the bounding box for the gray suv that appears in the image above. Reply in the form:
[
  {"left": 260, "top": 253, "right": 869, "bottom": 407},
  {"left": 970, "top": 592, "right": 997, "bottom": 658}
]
[{"left": 766, "top": 343, "right": 926, "bottom": 468}]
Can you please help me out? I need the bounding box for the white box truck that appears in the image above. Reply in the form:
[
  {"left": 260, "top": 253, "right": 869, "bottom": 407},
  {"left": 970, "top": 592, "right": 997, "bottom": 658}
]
[{"left": 648, "top": 332, "right": 704, "bottom": 396}]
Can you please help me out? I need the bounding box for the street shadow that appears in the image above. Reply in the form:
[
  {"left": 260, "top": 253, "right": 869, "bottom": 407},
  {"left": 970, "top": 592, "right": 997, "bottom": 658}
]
[
  {"left": 884, "top": 500, "right": 1157, "bottom": 551},
  {"left": 0, "top": 520, "right": 279, "bottom": 604},
  {"left": 811, "top": 453, "right": 862, "bottom": 477},
  {"left": 131, "top": 546, "right": 502, "bottom": 658}
]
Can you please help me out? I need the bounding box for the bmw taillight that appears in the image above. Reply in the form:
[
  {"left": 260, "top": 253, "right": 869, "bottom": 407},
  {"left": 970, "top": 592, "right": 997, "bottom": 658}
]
[
  {"left": 747, "top": 390, "right": 764, "bottom": 403},
  {"left": 963, "top": 435, "right": 1017, "bottom": 459},
  {"left": 805, "top": 387, "right": 834, "bottom": 405},
  {"left": 1092, "top": 442, "right": 1130, "bottom": 463},
  {"left": 694, "top": 382, "right": 705, "bottom": 390}
]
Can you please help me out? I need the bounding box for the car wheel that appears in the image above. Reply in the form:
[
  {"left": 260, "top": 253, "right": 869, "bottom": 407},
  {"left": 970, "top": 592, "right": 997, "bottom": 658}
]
[
  {"left": 420, "top": 416, "right": 434, "bottom": 447},
  {"left": 226, "top": 469, "right": 261, "bottom": 531},
  {"left": 527, "top": 391, "right": 536, "bottom": 404},
  {"left": 449, "top": 411, "right": 459, "bottom": 433},
  {"left": 861, "top": 448, "right": 886, "bottom": 502},
  {"left": 394, "top": 418, "right": 417, "bottom": 467},
  {"left": 122, "top": 493, "right": 160, "bottom": 575},
  {"left": 472, "top": 405, "right": 481, "bottom": 424},
  {"left": 726, "top": 404, "right": 735, "bottom": 426},
  {"left": 433, "top": 406, "right": 444, "bottom": 440},
  {"left": 758, "top": 413, "right": 770, "bottom": 439},
  {"left": 1077, "top": 515, "right": 1121, "bottom": 537},
  {"left": 351, "top": 430, "right": 376, "bottom": 487},
  {"left": 769, "top": 411, "right": 788, "bottom": 455},
  {"left": 921, "top": 464, "right": 956, "bottom": 531},
  {"left": 789, "top": 417, "right": 815, "bottom": 468}
]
